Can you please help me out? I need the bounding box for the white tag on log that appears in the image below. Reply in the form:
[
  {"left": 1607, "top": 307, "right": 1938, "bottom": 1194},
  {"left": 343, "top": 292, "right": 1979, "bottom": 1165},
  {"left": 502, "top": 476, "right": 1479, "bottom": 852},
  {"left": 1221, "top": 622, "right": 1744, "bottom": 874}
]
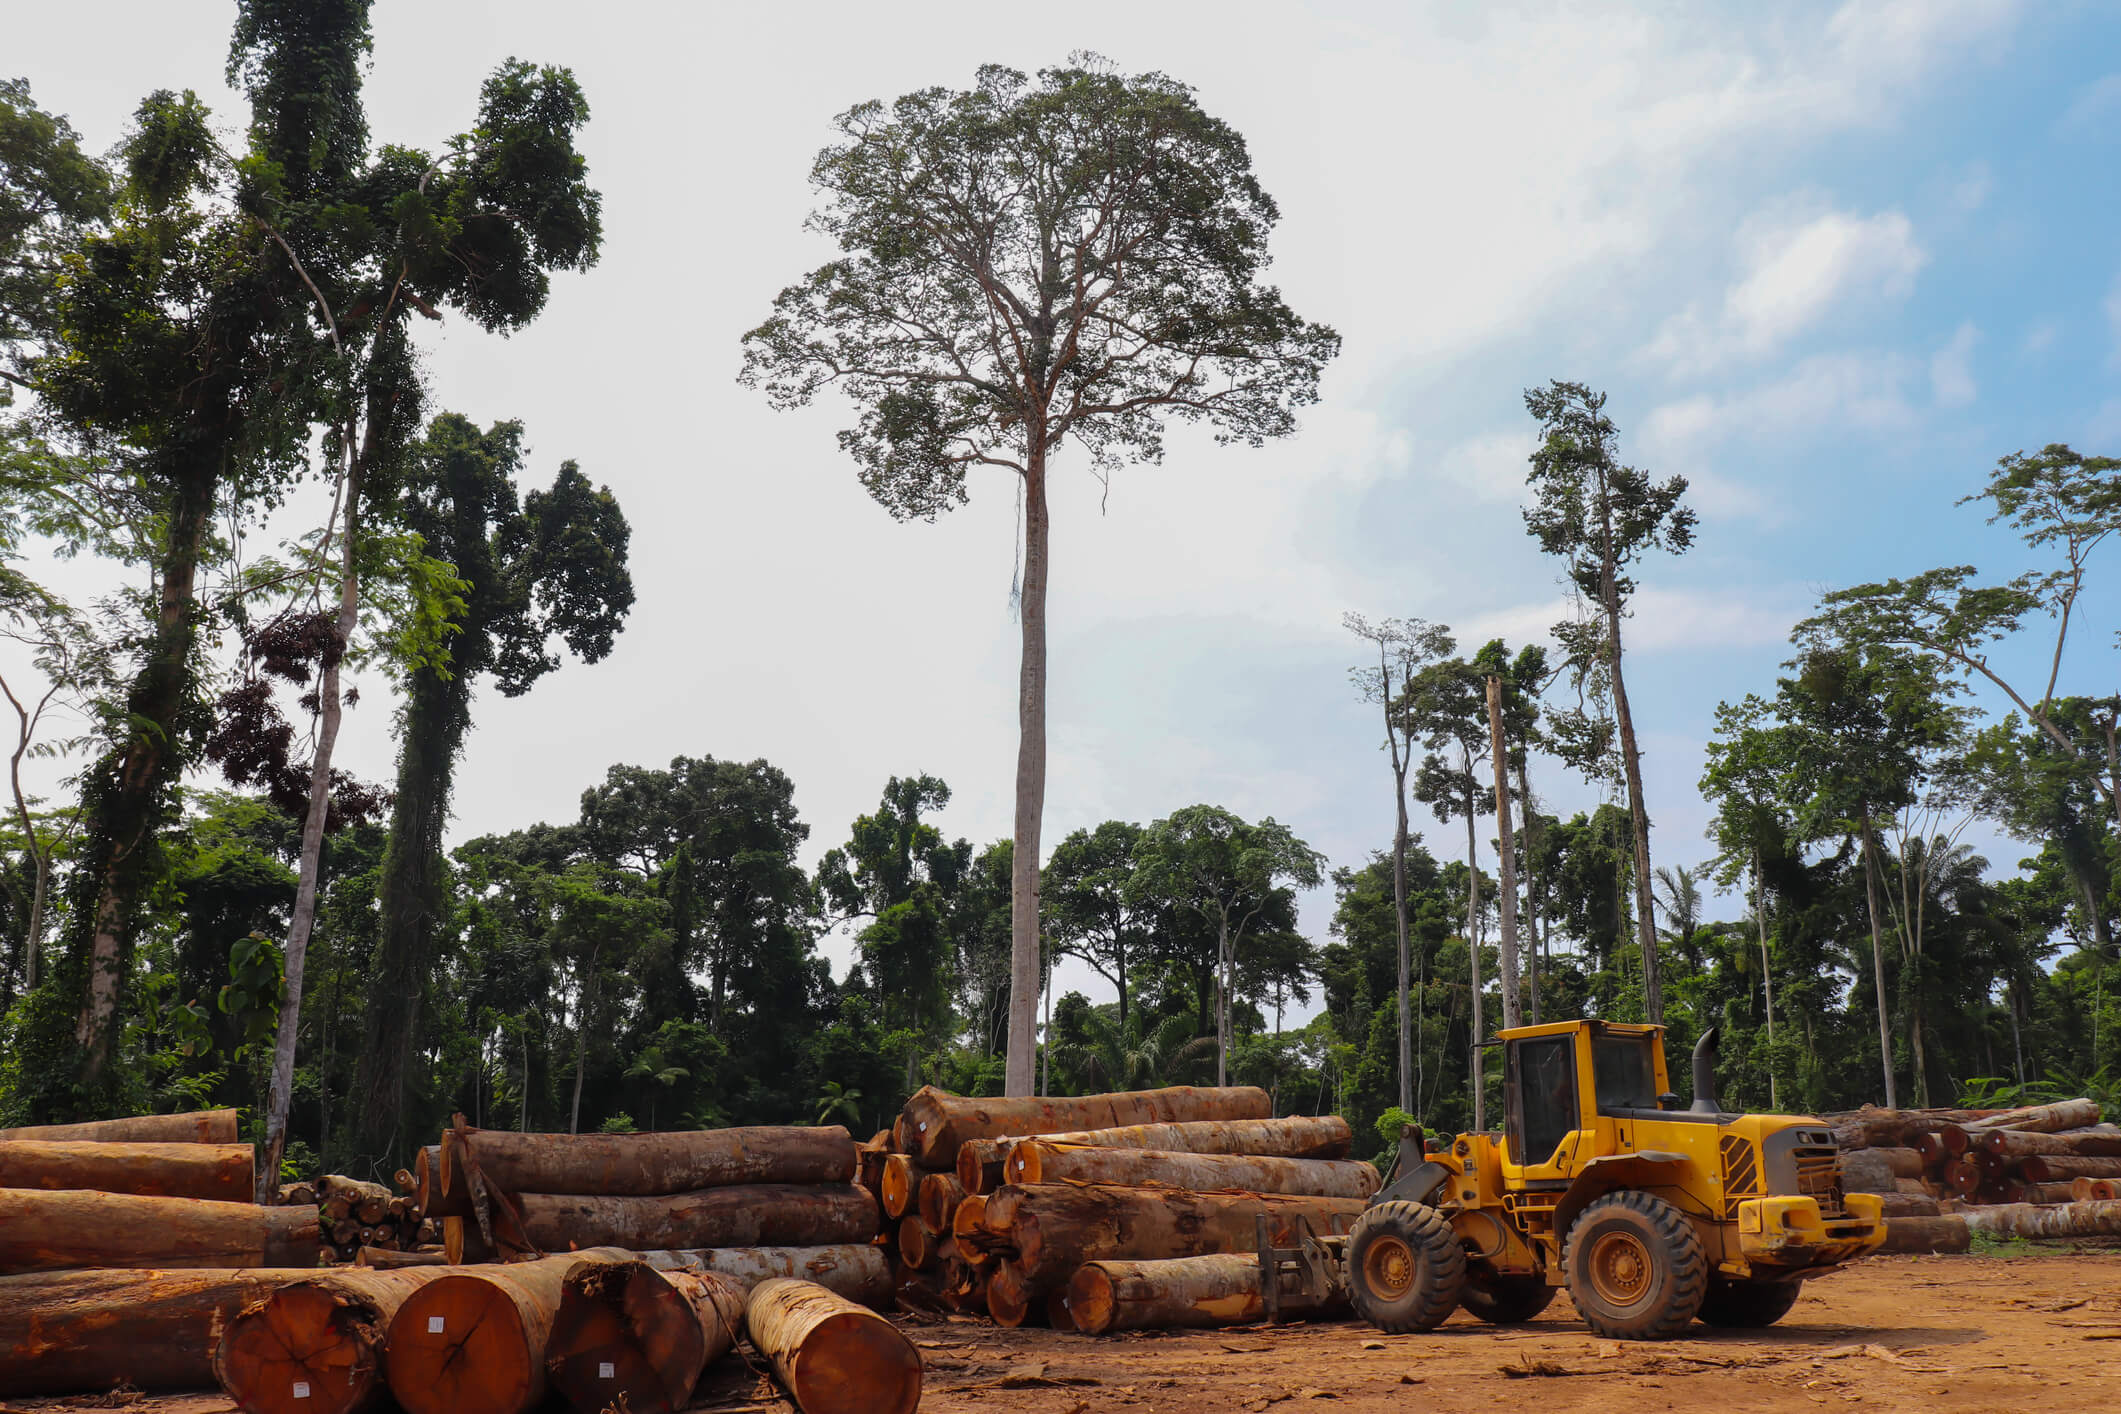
[
  {"left": 292, "top": 1384, "right": 310, "bottom": 1400},
  {"left": 599, "top": 1363, "right": 615, "bottom": 1380},
  {"left": 428, "top": 1316, "right": 445, "bottom": 1333}
]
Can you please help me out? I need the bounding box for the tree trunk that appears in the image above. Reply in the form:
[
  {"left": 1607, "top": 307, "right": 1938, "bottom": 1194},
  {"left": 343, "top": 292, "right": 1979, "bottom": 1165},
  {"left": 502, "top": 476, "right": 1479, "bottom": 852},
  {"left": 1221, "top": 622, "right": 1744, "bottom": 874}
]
[
  {"left": 0, "top": 1267, "right": 311, "bottom": 1395},
  {"left": 569, "top": 942, "right": 599, "bottom": 1137},
  {"left": 1515, "top": 756, "right": 1542, "bottom": 1025},
  {"left": 0, "top": 1108, "right": 239, "bottom": 1143},
  {"left": 1485, "top": 675, "right": 1522, "bottom": 1029},
  {"left": 443, "top": 1124, "right": 854, "bottom": 1199},
  {"left": 899, "top": 1083, "right": 1271, "bottom": 1166},
  {"left": 1005, "top": 450, "right": 1050, "bottom": 1097},
  {"left": 1215, "top": 913, "right": 1232, "bottom": 1088},
  {"left": 1005, "top": 1142, "right": 1381, "bottom": 1198},
  {"left": 1754, "top": 850, "right": 1778, "bottom": 1111},
  {"left": 918, "top": 1172, "right": 968, "bottom": 1232},
  {"left": 957, "top": 1114, "right": 1350, "bottom": 1192},
  {"left": 745, "top": 1277, "right": 922, "bottom": 1414},
  {"left": 0, "top": 1189, "right": 320, "bottom": 1272},
  {"left": 385, "top": 1252, "right": 627, "bottom": 1414},
  {"left": 1599, "top": 521, "right": 1661, "bottom": 1024},
  {"left": 214, "top": 1266, "right": 453, "bottom": 1414},
  {"left": 1859, "top": 802, "right": 1896, "bottom": 1109},
  {"left": 2017, "top": 1155, "right": 2121, "bottom": 1183},
  {"left": 511, "top": 1183, "right": 878, "bottom": 1252},
  {"left": 1391, "top": 777, "right": 1414, "bottom": 1113},
  {"left": 1462, "top": 790, "right": 1484, "bottom": 1131},
  {"left": 1065, "top": 1252, "right": 1346, "bottom": 1334},
  {"left": 0, "top": 1139, "right": 252, "bottom": 1201},
  {"left": 547, "top": 1258, "right": 745, "bottom": 1414},
  {"left": 995, "top": 1183, "right": 1369, "bottom": 1285},
  {"left": 636, "top": 1244, "right": 893, "bottom": 1310}
]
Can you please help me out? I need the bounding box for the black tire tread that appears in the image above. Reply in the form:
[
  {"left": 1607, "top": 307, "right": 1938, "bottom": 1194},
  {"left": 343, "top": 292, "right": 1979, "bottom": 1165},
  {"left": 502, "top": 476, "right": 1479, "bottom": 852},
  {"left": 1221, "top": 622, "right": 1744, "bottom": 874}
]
[
  {"left": 1561, "top": 1191, "right": 1707, "bottom": 1340},
  {"left": 1347, "top": 1199, "right": 1467, "bottom": 1333}
]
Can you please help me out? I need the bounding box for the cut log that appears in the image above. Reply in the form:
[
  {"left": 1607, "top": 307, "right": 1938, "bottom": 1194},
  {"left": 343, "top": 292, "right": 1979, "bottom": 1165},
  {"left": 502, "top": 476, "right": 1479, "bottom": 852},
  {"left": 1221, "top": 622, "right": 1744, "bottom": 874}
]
[
  {"left": 2071, "top": 1177, "right": 2120, "bottom": 1201},
  {"left": 442, "top": 1216, "right": 495, "bottom": 1265},
  {"left": 918, "top": 1171, "right": 967, "bottom": 1232},
  {"left": 2019, "top": 1155, "right": 2121, "bottom": 1183},
  {"left": 442, "top": 1124, "right": 856, "bottom": 1199},
  {"left": 1962, "top": 1099, "right": 2103, "bottom": 1134},
  {"left": 1876, "top": 1216, "right": 1970, "bottom": 1254},
  {"left": 956, "top": 1114, "right": 1350, "bottom": 1193},
  {"left": 857, "top": 1146, "right": 887, "bottom": 1203},
  {"left": 1876, "top": 1192, "right": 1941, "bottom": 1218},
  {"left": 1910, "top": 1132, "right": 1951, "bottom": 1167},
  {"left": 1892, "top": 1177, "right": 1930, "bottom": 1195},
  {"left": 0, "top": 1108, "right": 241, "bottom": 1145},
  {"left": 1829, "top": 1107, "right": 2006, "bottom": 1150},
  {"left": 513, "top": 1182, "right": 878, "bottom": 1252},
  {"left": 0, "top": 1189, "right": 320, "bottom": 1273},
  {"left": 951, "top": 1193, "right": 992, "bottom": 1265},
  {"left": 747, "top": 1277, "right": 922, "bottom": 1414},
  {"left": 879, "top": 1153, "right": 920, "bottom": 1219},
  {"left": 1962, "top": 1199, "right": 2121, "bottom": 1239},
  {"left": 2005, "top": 1181, "right": 2078, "bottom": 1205},
  {"left": 356, "top": 1246, "right": 446, "bottom": 1267},
  {"left": 985, "top": 1259, "right": 1040, "bottom": 1328},
  {"left": 418, "top": 1142, "right": 471, "bottom": 1219},
  {"left": 279, "top": 1181, "right": 318, "bottom": 1207},
  {"left": 897, "top": 1216, "right": 939, "bottom": 1271},
  {"left": 1977, "top": 1128, "right": 2121, "bottom": 1158},
  {"left": 1938, "top": 1124, "right": 1975, "bottom": 1156},
  {"left": 385, "top": 1250, "right": 628, "bottom": 1414},
  {"left": 635, "top": 1244, "right": 894, "bottom": 1309},
  {"left": 1066, "top": 1252, "right": 1348, "bottom": 1334},
  {"left": 996, "top": 1183, "right": 1370, "bottom": 1285},
  {"left": 901, "top": 1084, "right": 1272, "bottom": 1167},
  {"left": 1007, "top": 1142, "right": 1383, "bottom": 1199},
  {"left": 547, "top": 1257, "right": 746, "bottom": 1414},
  {"left": 214, "top": 1266, "right": 454, "bottom": 1414},
  {"left": 0, "top": 1139, "right": 253, "bottom": 1201},
  {"left": 0, "top": 1267, "right": 312, "bottom": 1394}
]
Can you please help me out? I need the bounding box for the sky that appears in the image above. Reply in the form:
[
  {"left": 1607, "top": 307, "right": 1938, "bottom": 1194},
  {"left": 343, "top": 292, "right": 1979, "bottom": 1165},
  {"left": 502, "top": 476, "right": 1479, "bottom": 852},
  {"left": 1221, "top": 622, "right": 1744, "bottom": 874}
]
[{"left": 10, "top": 0, "right": 2120, "bottom": 1023}]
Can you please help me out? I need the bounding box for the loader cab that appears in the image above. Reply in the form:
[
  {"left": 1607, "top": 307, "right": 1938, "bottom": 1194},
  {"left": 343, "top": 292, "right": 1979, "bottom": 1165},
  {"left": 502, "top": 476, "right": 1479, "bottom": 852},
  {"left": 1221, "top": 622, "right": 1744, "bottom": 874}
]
[{"left": 1500, "top": 1020, "right": 1674, "bottom": 1177}]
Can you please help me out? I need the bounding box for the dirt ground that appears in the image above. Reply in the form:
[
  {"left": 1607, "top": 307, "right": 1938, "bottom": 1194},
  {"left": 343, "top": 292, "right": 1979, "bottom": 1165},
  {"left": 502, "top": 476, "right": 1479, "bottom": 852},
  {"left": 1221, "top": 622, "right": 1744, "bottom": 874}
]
[{"left": 13, "top": 1250, "right": 2121, "bottom": 1413}]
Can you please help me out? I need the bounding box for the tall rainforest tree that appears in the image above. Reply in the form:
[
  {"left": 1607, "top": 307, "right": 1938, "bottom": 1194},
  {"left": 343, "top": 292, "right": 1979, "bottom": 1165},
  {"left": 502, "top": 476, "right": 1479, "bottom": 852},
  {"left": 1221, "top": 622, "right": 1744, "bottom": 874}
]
[
  {"left": 1044, "top": 820, "right": 1153, "bottom": 1038},
  {"left": 1522, "top": 381, "right": 1695, "bottom": 1024},
  {"left": 351, "top": 415, "right": 632, "bottom": 1161},
  {"left": 741, "top": 58, "right": 1339, "bottom": 1094}
]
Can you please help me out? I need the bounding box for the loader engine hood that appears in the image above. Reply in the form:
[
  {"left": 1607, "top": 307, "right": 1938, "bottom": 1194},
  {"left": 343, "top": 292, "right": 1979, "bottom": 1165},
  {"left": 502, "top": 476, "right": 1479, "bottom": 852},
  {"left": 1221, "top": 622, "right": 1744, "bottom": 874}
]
[{"left": 1718, "top": 1115, "right": 1844, "bottom": 1214}]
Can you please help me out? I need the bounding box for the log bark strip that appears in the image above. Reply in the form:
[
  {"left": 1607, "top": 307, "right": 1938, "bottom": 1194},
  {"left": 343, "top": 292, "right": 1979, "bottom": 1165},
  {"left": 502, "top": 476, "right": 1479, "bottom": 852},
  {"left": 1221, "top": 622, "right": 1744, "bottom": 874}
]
[
  {"left": 1066, "top": 1252, "right": 1347, "bottom": 1334},
  {"left": 956, "top": 1114, "right": 1348, "bottom": 1193},
  {"left": 547, "top": 1258, "right": 745, "bottom": 1414},
  {"left": 1962, "top": 1199, "right": 2121, "bottom": 1239},
  {"left": 385, "top": 1251, "right": 629, "bottom": 1414},
  {"left": 998, "top": 1183, "right": 1370, "bottom": 1285},
  {"left": 443, "top": 1124, "right": 855, "bottom": 1200},
  {"left": 513, "top": 1183, "right": 878, "bottom": 1252},
  {"left": 0, "top": 1267, "right": 312, "bottom": 1395},
  {"left": 901, "top": 1085, "right": 1272, "bottom": 1167},
  {"left": 0, "top": 1140, "right": 253, "bottom": 1201},
  {"left": 0, "top": 1109, "right": 240, "bottom": 1144},
  {"left": 214, "top": 1266, "right": 453, "bottom": 1414},
  {"left": 635, "top": 1244, "right": 894, "bottom": 1309},
  {"left": 0, "top": 1189, "right": 320, "bottom": 1273},
  {"left": 1007, "top": 1142, "right": 1382, "bottom": 1199},
  {"left": 747, "top": 1277, "right": 921, "bottom": 1414},
  {"left": 1877, "top": 1216, "right": 1970, "bottom": 1253}
]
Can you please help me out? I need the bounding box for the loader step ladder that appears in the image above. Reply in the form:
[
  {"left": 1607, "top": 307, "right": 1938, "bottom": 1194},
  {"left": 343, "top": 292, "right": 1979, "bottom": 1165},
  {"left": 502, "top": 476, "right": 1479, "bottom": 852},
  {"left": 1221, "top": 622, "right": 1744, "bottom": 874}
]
[{"left": 1256, "top": 1214, "right": 1347, "bottom": 1323}]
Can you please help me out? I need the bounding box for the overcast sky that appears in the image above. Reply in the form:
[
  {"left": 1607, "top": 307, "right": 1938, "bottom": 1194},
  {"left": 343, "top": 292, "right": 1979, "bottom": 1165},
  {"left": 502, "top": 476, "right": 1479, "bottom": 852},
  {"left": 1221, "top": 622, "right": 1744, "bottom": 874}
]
[{"left": 12, "top": 1, "right": 2120, "bottom": 1023}]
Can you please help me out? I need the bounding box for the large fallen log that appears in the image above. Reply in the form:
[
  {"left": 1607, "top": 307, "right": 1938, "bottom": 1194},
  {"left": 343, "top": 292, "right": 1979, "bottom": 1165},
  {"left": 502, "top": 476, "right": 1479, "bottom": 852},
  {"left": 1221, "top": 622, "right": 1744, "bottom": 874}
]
[
  {"left": 2019, "top": 1155, "right": 2121, "bottom": 1183},
  {"left": 443, "top": 1124, "right": 855, "bottom": 1200},
  {"left": 0, "top": 1109, "right": 241, "bottom": 1145},
  {"left": 385, "top": 1251, "right": 628, "bottom": 1414},
  {"left": 546, "top": 1257, "right": 746, "bottom": 1414},
  {"left": 512, "top": 1183, "right": 878, "bottom": 1252},
  {"left": 1876, "top": 1192, "right": 1941, "bottom": 1218},
  {"left": 956, "top": 1114, "right": 1350, "bottom": 1193},
  {"left": 1962, "top": 1199, "right": 2121, "bottom": 1239},
  {"left": 994, "top": 1183, "right": 1370, "bottom": 1285},
  {"left": 1877, "top": 1216, "right": 1970, "bottom": 1253},
  {"left": 214, "top": 1266, "right": 454, "bottom": 1414},
  {"left": 1065, "top": 1252, "right": 1347, "bottom": 1334},
  {"left": 636, "top": 1244, "right": 894, "bottom": 1309},
  {"left": 1962, "top": 1099, "right": 2102, "bottom": 1134},
  {"left": 0, "top": 1139, "right": 253, "bottom": 1201},
  {"left": 747, "top": 1277, "right": 922, "bottom": 1414},
  {"left": 1006, "top": 1142, "right": 1382, "bottom": 1199},
  {"left": 1976, "top": 1128, "right": 2121, "bottom": 1158},
  {"left": 0, "top": 1189, "right": 320, "bottom": 1273},
  {"left": 901, "top": 1085, "right": 1272, "bottom": 1167},
  {"left": 1828, "top": 1107, "right": 2006, "bottom": 1149},
  {"left": 0, "top": 1267, "right": 311, "bottom": 1395},
  {"left": 918, "top": 1171, "right": 967, "bottom": 1232}
]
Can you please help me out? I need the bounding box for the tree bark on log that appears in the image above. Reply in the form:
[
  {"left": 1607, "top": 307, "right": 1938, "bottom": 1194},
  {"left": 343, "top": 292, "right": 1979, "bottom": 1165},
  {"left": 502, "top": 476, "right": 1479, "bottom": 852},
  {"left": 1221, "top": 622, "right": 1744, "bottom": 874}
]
[
  {"left": 0, "top": 1140, "right": 253, "bottom": 1201},
  {"left": 214, "top": 1266, "right": 453, "bottom": 1414},
  {"left": 512, "top": 1183, "right": 878, "bottom": 1252},
  {"left": 1065, "top": 1252, "right": 1347, "bottom": 1334},
  {"left": 357, "top": 1246, "right": 446, "bottom": 1267},
  {"left": 1006, "top": 1142, "right": 1382, "bottom": 1199},
  {"left": 441, "top": 1217, "right": 494, "bottom": 1265},
  {"left": 1962, "top": 1199, "right": 2121, "bottom": 1238},
  {"left": 385, "top": 1251, "right": 629, "bottom": 1414},
  {"left": 635, "top": 1244, "right": 894, "bottom": 1309},
  {"left": 1828, "top": 1107, "right": 2005, "bottom": 1149},
  {"left": 547, "top": 1258, "right": 745, "bottom": 1414},
  {"left": 1979, "top": 1129, "right": 2121, "bottom": 1157},
  {"left": 956, "top": 1115, "right": 1353, "bottom": 1193},
  {"left": 2005, "top": 1181, "right": 2078, "bottom": 1204},
  {"left": 994, "top": 1183, "right": 1369, "bottom": 1285},
  {"left": 918, "top": 1172, "right": 967, "bottom": 1232},
  {"left": 746, "top": 1277, "right": 921, "bottom": 1414},
  {"left": 2019, "top": 1155, "right": 2121, "bottom": 1183},
  {"left": 0, "top": 1109, "right": 241, "bottom": 1144},
  {"left": 1877, "top": 1216, "right": 1969, "bottom": 1253},
  {"left": 879, "top": 1153, "right": 920, "bottom": 1218},
  {"left": 0, "top": 1267, "right": 312, "bottom": 1395},
  {"left": 1962, "top": 1099, "right": 2102, "bottom": 1133},
  {"left": 0, "top": 1189, "right": 320, "bottom": 1273},
  {"left": 1876, "top": 1192, "right": 1941, "bottom": 1218},
  {"left": 443, "top": 1125, "right": 855, "bottom": 1199},
  {"left": 900, "top": 1085, "right": 1272, "bottom": 1167}
]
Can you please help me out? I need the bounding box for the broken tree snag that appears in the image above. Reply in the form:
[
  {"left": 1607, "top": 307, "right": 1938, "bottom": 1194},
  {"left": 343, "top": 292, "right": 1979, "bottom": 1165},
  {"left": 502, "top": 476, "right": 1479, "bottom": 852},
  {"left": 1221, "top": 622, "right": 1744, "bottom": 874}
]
[
  {"left": 1002, "top": 1184, "right": 1371, "bottom": 1286},
  {"left": 955, "top": 1114, "right": 1353, "bottom": 1193},
  {"left": 897, "top": 1216, "right": 940, "bottom": 1270},
  {"left": 1877, "top": 1216, "right": 1971, "bottom": 1254},
  {"left": 1963, "top": 1199, "right": 2121, "bottom": 1239},
  {"left": 985, "top": 1258, "right": 1040, "bottom": 1328},
  {"left": 2019, "top": 1155, "right": 2121, "bottom": 1183},
  {"left": 0, "top": 1189, "right": 321, "bottom": 1273},
  {"left": 445, "top": 1124, "right": 857, "bottom": 1198},
  {"left": 1066, "top": 1253, "right": 1347, "bottom": 1335},
  {"left": 747, "top": 1277, "right": 922, "bottom": 1414},
  {"left": 918, "top": 1171, "right": 967, "bottom": 1232},
  {"left": 214, "top": 1267, "right": 454, "bottom": 1414},
  {"left": 546, "top": 1258, "right": 746, "bottom": 1414},
  {"left": 0, "top": 1267, "right": 310, "bottom": 1395},
  {"left": 1963, "top": 1099, "right": 2103, "bottom": 1134},
  {"left": 879, "top": 1153, "right": 920, "bottom": 1218},
  {"left": 513, "top": 1182, "right": 879, "bottom": 1252},
  {"left": 1007, "top": 1142, "right": 1383, "bottom": 1199},
  {"left": 0, "top": 1108, "right": 242, "bottom": 1145},
  {"left": 900, "top": 1085, "right": 1273, "bottom": 1167},
  {"left": 636, "top": 1244, "right": 895, "bottom": 1310},
  {"left": 0, "top": 1140, "right": 254, "bottom": 1201},
  {"left": 1981, "top": 1128, "right": 2121, "bottom": 1156},
  {"left": 386, "top": 1251, "right": 629, "bottom": 1414}
]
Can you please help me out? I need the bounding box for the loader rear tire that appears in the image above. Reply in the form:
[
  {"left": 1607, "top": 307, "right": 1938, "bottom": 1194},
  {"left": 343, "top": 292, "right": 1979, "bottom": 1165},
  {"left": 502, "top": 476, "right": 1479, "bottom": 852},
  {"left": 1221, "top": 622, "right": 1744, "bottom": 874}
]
[
  {"left": 1562, "top": 1192, "right": 1706, "bottom": 1341},
  {"left": 1345, "top": 1200, "right": 1465, "bottom": 1333},
  {"left": 1460, "top": 1271, "right": 1557, "bottom": 1325},
  {"left": 1695, "top": 1276, "right": 1802, "bottom": 1328}
]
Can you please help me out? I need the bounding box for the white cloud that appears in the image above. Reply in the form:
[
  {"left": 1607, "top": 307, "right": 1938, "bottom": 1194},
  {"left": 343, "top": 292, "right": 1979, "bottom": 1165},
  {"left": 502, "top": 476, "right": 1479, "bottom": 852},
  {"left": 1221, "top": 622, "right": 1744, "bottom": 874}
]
[
  {"left": 2057, "top": 73, "right": 2121, "bottom": 134},
  {"left": 1930, "top": 322, "right": 1979, "bottom": 407},
  {"left": 1461, "top": 585, "right": 1804, "bottom": 657},
  {"left": 1434, "top": 431, "right": 1537, "bottom": 503},
  {"left": 1948, "top": 161, "right": 1993, "bottom": 215},
  {"left": 1641, "top": 351, "right": 1921, "bottom": 466},
  {"left": 2020, "top": 319, "right": 2059, "bottom": 357}
]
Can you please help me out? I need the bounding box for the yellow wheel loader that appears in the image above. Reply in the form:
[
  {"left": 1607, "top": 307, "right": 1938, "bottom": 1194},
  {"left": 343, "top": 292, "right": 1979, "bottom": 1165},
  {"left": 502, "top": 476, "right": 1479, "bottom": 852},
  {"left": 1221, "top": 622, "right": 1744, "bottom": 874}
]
[{"left": 1259, "top": 1019, "right": 1885, "bottom": 1340}]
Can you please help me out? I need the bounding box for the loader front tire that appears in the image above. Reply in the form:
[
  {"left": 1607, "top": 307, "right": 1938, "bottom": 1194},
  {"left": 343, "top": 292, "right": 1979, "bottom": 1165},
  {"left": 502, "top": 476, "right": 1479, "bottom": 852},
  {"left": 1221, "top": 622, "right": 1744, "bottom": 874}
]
[
  {"left": 1562, "top": 1192, "right": 1707, "bottom": 1340},
  {"left": 1695, "top": 1276, "right": 1802, "bottom": 1328},
  {"left": 1346, "top": 1200, "right": 1465, "bottom": 1333}
]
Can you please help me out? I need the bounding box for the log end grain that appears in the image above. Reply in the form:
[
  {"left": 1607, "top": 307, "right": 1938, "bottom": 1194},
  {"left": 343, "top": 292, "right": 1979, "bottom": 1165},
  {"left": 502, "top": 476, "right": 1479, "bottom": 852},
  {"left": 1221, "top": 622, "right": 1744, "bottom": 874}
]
[
  {"left": 216, "top": 1283, "right": 381, "bottom": 1414},
  {"left": 750, "top": 1278, "right": 921, "bottom": 1414},
  {"left": 386, "top": 1274, "right": 540, "bottom": 1414},
  {"left": 548, "top": 1263, "right": 702, "bottom": 1414}
]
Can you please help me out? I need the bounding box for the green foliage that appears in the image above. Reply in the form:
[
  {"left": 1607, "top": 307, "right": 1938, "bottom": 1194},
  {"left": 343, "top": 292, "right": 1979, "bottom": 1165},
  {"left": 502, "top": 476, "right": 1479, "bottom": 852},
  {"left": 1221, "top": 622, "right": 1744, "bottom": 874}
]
[{"left": 217, "top": 931, "right": 283, "bottom": 1054}]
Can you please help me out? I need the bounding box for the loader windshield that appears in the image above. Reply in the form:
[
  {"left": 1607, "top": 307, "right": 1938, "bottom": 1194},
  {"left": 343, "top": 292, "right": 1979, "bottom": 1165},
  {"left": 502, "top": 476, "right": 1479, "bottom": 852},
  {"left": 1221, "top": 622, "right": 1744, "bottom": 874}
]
[{"left": 1592, "top": 1033, "right": 1660, "bottom": 1111}]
